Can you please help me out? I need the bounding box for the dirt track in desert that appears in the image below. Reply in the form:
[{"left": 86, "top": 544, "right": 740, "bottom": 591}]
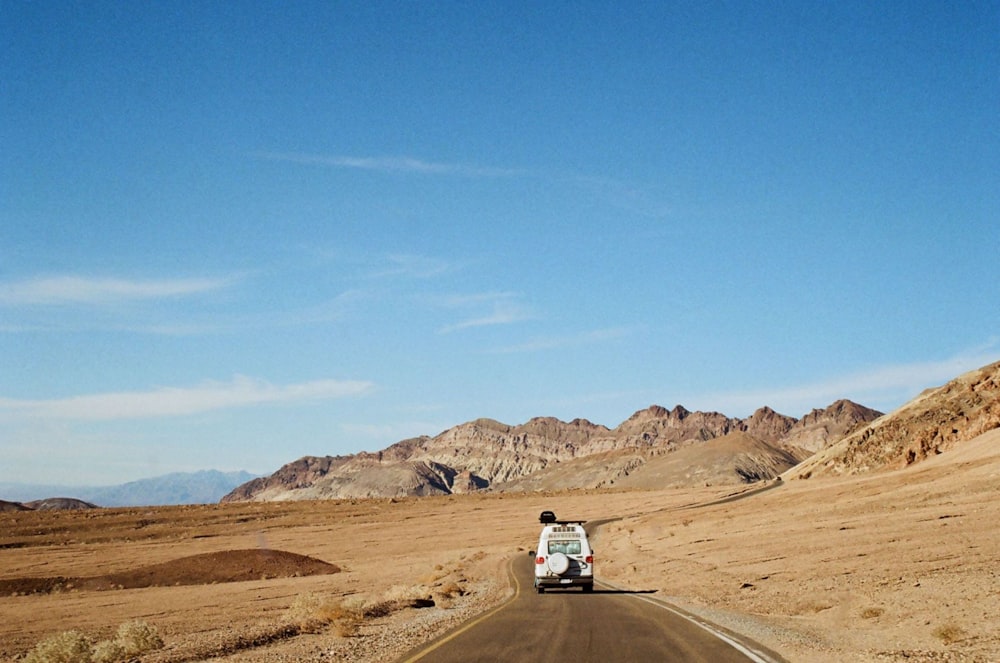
[{"left": 3, "top": 429, "right": 999, "bottom": 662}]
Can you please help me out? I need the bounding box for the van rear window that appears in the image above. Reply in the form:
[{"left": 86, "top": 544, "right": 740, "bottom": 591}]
[{"left": 548, "top": 540, "right": 582, "bottom": 555}]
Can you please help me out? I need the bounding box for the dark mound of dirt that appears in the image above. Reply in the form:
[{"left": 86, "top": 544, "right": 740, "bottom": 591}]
[
  {"left": 0, "top": 549, "right": 340, "bottom": 595},
  {"left": 0, "top": 576, "right": 74, "bottom": 594},
  {"left": 93, "top": 549, "right": 341, "bottom": 589}
]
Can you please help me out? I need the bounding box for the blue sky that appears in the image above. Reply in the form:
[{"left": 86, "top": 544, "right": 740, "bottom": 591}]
[{"left": 2, "top": 2, "right": 998, "bottom": 486}]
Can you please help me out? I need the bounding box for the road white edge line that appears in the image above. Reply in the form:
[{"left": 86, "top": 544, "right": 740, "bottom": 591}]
[
  {"left": 399, "top": 556, "right": 521, "bottom": 663},
  {"left": 597, "top": 579, "right": 781, "bottom": 663}
]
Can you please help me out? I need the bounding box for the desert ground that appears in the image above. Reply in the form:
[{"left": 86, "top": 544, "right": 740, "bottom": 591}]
[{"left": 2, "top": 429, "right": 998, "bottom": 662}]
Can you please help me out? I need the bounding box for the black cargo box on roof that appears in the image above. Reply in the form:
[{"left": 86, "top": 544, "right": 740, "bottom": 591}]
[{"left": 539, "top": 511, "right": 586, "bottom": 525}]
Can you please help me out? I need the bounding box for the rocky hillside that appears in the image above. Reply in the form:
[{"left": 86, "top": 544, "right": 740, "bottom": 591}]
[
  {"left": 25, "top": 498, "right": 98, "bottom": 510},
  {"left": 0, "top": 498, "right": 98, "bottom": 511},
  {"left": 0, "top": 500, "right": 32, "bottom": 512},
  {"left": 780, "top": 399, "right": 885, "bottom": 456},
  {"left": 223, "top": 399, "right": 880, "bottom": 501},
  {"left": 789, "top": 360, "right": 1000, "bottom": 478}
]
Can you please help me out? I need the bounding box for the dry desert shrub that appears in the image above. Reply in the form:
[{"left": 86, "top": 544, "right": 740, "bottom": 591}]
[
  {"left": 436, "top": 580, "right": 464, "bottom": 598},
  {"left": 419, "top": 565, "right": 450, "bottom": 584},
  {"left": 860, "top": 607, "right": 884, "bottom": 619},
  {"left": 112, "top": 620, "right": 164, "bottom": 657},
  {"left": 361, "top": 584, "right": 433, "bottom": 619},
  {"left": 24, "top": 621, "right": 165, "bottom": 663},
  {"left": 287, "top": 592, "right": 335, "bottom": 630},
  {"left": 286, "top": 592, "right": 365, "bottom": 635},
  {"left": 23, "top": 631, "right": 93, "bottom": 663},
  {"left": 432, "top": 580, "right": 465, "bottom": 608},
  {"left": 287, "top": 584, "right": 439, "bottom": 637},
  {"left": 420, "top": 553, "right": 480, "bottom": 586},
  {"left": 933, "top": 623, "right": 966, "bottom": 645},
  {"left": 89, "top": 640, "right": 125, "bottom": 663},
  {"left": 379, "top": 583, "right": 429, "bottom": 604}
]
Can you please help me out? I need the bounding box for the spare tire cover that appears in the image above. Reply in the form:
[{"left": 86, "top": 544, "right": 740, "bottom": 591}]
[{"left": 547, "top": 552, "right": 570, "bottom": 575}]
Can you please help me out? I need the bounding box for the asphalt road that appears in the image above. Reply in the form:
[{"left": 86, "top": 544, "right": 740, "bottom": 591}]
[{"left": 397, "top": 554, "right": 781, "bottom": 663}]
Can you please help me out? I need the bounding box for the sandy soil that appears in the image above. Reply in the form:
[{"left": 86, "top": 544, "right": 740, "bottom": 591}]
[
  {"left": 2, "top": 430, "right": 998, "bottom": 662},
  {"left": 599, "top": 428, "right": 1000, "bottom": 662}
]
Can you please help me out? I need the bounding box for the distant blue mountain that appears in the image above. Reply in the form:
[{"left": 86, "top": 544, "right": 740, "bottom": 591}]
[{"left": 0, "top": 470, "right": 258, "bottom": 507}]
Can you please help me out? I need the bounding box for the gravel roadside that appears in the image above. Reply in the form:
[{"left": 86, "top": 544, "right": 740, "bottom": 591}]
[{"left": 138, "top": 570, "right": 512, "bottom": 662}]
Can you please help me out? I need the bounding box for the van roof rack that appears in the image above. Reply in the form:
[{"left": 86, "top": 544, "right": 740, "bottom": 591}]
[{"left": 538, "top": 510, "right": 586, "bottom": 525}]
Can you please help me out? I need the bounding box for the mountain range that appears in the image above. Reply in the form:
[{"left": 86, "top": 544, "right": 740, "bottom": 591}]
[
  {"left": 222, "top": 399, "right": 884, "bottom": 502},
  {"left": 224, "top": 360, "right": 1000, "bottom": 501},
  {"left": 9, "top": 360, "right": 998, "bottom": 507},
  {"left": 0, "top": 470, "right": 257, "bottom": 508}
]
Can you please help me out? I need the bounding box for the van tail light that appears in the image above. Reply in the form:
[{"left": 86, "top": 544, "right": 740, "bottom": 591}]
[
  {"left": 535, "top": 556, "right": 545, "bottom": 565},
  {"left": 585, "top": 555, "right": 594, "bottom": 564}
]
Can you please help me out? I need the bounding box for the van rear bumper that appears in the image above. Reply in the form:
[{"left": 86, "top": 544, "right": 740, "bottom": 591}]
[{"left": 534, "top": 576, "right": 593, "bottom": 588}]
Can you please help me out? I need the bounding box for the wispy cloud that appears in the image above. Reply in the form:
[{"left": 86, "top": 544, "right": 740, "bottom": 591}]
[
  {"left": 369, "top": 254, "right": 455, "bottom": 279},
  {"left": 259, "top": 152, "right": 675, "bottom": 218},
  {"left": 0, "top": 376, "right": 374, "bottom": 421},
  {"left": 490, "top": 327, "right": 634, "bottom": 353},
  {"left": 433, "top": 292, "right": 534, "bottom": 333},
  {"left": 691, "top": 344, "right": 1000, "bottom": 417},
  {"left": 257, "top": 152, "right": 524, "bottom": 178},
  {"left": 0, "top": 275, "right": 237, "bottom": 306},
  {"left": 425, "top": 291, "right": 519, "bottom": 308},
  {"left": 137, "top": 290, "right": 369, "bottom": 335},
  {"left": 441, "top": 308, "right": 531, "bottom": 333}
]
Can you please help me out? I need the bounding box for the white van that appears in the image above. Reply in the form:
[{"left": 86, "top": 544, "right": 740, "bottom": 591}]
[{"left": 533, "top": 511, "right": 594, "bottom": 593}]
